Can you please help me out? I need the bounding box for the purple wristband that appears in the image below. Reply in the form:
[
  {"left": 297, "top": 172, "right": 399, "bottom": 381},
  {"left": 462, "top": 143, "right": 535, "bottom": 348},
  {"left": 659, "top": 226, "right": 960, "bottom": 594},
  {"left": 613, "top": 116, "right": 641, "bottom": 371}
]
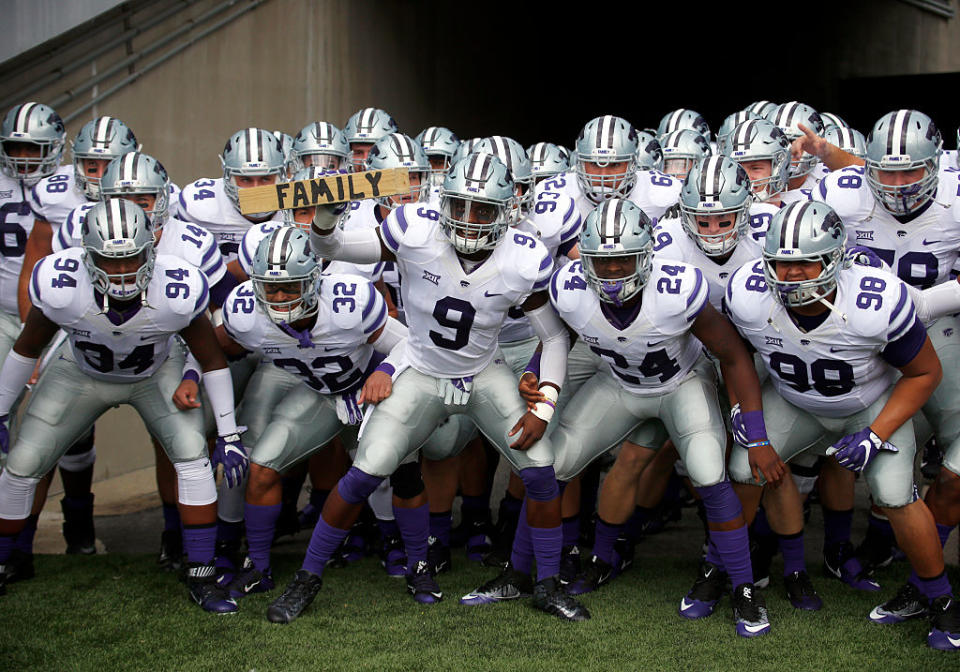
[
  {"left": 182, "top": 370, "right": 200, "bottom": 384},
  {"left": 742, "top": 410, "right": 767, "bottom": 443},
  {"left": 374, "top": 362, "right": 396, "bottom": 377},
  {"left": 524, "top": 351, "right": 542, "bottom": 378}
]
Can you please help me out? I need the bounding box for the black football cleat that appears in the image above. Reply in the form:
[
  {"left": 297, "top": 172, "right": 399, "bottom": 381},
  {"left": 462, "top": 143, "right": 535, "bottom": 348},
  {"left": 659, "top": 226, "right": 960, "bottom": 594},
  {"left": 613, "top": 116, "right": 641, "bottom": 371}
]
[
  {"left": 532, "top": 576, "right": 590, "bottom": 621},
  {"left": 61, "top": 494, "right": 96, "bottom": 555},
  {"left": 784, "top": 570, "right": 823, "bottom": 611},
  {"left": 185, "top": 562, "right": 238, "bottom": 614},
  {"left": 267, "top": 569, "right": 323, "bottom": 624},
  {"left": 461, "top": 565, "right": 533, "bottom": 605}
]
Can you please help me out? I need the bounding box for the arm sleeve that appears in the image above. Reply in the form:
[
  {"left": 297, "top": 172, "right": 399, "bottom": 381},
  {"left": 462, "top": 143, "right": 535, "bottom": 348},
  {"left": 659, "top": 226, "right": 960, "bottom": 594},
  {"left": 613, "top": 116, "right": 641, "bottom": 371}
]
[
  {"left": 525, "top": 301, "right": 569, "bottom": 389},
  {"left": 310, "top": 225, "right": 383, "bottom": 265},
  {"left": 370, "top": 316, "right": 407, "bottom": 354},
  {"left": 201, "top": 367, "right": 238, "bottom": 436},
  {"left": 0, "top": 351, "right": 37, "bottom": 416}
]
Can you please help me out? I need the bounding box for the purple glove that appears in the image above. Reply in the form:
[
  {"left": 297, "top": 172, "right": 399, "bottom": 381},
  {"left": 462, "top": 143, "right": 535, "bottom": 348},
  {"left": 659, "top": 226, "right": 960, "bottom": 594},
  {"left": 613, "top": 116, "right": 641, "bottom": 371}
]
[
  {"left": 336, "top": 389, "right": 364, "bottom": 425},
  {"left": 845, "top": 246, "right": 883, "bottom": 269},
  {"left": 213, "top": 433, "right": 248, "bottom": 488},
  {"left": 826, "top": 427, "right": 896, "bottom": 472},
  {"left": 0, "top": 413, "right": 8, "bottom": 454}
]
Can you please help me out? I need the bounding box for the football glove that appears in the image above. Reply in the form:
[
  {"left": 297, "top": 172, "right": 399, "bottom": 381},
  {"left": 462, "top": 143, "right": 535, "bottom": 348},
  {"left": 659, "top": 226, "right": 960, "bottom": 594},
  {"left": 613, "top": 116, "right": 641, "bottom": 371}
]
[
  {"left": 825, "top": 427, "right": 897, "bottom": 472},
  {"left": 336, "top": 389, "right": 364, "bottom": 425},
  {"left": 441, "top": 376, "right": 473, "bottom": 406},
  {"left": 213, "top": 433, "right": 248, "bottom": 488},
  {"left": 845, "top": 245, "right": 883, "bottom": 269},
  {"left": 730, "top": 403, "right": 749, "bottom": 446}
]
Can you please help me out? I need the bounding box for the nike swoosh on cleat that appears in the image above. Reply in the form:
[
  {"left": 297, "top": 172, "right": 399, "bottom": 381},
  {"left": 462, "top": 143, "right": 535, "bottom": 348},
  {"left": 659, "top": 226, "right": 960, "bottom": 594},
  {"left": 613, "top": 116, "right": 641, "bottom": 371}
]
[
  {"left": 243, "top": 582, "right": 259, "bottom": 593},
  {"left": 946, "top": 636, "right": 960, "bottom": 647},
  {"left": 704, "top": 567, "right": 714, "bottom": 578},
  {"left": 680, "top": 598, "right": 695, "bottom": 611},
  {"left": 743, "top": 622, "right": 769, "bottom": 634},
  {"left": 869, "top": 607, "right": 890, "bottom": 622}
]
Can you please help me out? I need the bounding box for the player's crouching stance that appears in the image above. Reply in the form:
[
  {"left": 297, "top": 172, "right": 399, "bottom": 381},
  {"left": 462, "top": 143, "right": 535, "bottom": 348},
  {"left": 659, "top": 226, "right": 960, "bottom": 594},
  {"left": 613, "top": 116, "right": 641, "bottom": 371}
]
[
  {"left": 725, "top": 201, "right": 960, "bottom": 651},
  {"left": 536, "top": 199, "right": 771, "bottom": 637},
  {"left": 268, "top": 154, "right": 587, "bottom": 624},
  {"left": 214, "top": 226, "right": 406, "bottom": 599},
  {"left": 0, "top": 200, "right": 245, "bottom": 611}
]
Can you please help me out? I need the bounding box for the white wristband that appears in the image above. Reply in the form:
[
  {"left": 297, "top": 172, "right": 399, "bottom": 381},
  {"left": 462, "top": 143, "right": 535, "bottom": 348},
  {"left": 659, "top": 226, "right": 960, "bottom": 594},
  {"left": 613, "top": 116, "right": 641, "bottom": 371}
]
[{"left": 530, "top": 385, "right": 559, "bottom": 423}]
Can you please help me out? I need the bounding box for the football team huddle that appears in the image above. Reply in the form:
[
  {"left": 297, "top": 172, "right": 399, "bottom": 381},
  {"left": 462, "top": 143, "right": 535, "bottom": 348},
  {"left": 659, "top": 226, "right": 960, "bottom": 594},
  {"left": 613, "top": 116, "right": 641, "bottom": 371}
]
[{"left": 0, "top": 99, "right": 958, "bottom": 651}]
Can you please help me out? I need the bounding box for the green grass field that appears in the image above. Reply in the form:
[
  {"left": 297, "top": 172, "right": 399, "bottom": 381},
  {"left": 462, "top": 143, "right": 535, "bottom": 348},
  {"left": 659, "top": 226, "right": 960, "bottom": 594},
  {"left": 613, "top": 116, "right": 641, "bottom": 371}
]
[{"left": 2, "top": 541, "right": 957, "bottom": 672}]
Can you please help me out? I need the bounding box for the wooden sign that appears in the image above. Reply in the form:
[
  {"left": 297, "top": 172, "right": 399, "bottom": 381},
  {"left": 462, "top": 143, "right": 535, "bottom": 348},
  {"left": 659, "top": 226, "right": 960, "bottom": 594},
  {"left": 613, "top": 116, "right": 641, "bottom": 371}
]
[{"left": 237, "top": 168, "right": 410, "bottom": 214}]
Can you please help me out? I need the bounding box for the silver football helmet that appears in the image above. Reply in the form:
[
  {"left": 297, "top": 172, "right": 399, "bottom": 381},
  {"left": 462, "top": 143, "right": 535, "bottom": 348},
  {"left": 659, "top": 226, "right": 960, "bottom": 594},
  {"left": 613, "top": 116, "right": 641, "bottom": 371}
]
[
  {"left": 100, "top": 152, "right": 171, "bottom": 231},
  {"left": 823, "top": 124, "right": 867, "bottom": 159},
  {"left": 283, "top": 165, "right": 332, "bottom": 231},
  {"left": 451, "top": 138, "right": 483, "bottom": 166},
  {"left": 575, "top": 115, "right": 639, "bottom": 203},
  {"left": 251, "top": 226, "right": 321, "bottom": 324},
  {"left": 365, "top": 133, "right": 431, "bottom": 207},
  {"left": 290, "top": 121, "right": 350, "bottom": 174},
  {"left": 273, "top": 131, "right": 295, "bottom": 175},
  {"left": 679, "top": 156, "right": 752, "bottom": 257},
  {"left": 716, "top": 110, "right": 762, "bottom": 156},
  {"left": 727, "top": 119, "right": 792, "bottom": 202},
  {"left": 527, "top": 142, "right": 570, "bottom": 181},
  {"left": 659, "top": 129, "right": 712, "bottom": 182},
  {"left": 0, "top": 102, "right": 66, "bottom": 185},
  {"left": 474, "top": 136, "right": 533, "bottom": 216},
  {"left": 744, "top": 100, "right": 777, "bottom": 118},
  {"left": 220, "top": 127, "right": 287, "bottom": 217},
  {"left": 762, "top": 201, "right": 845, "bottom": 308},
  {"left": 767, "top": 101, "right": 825, "bottom": 179},
  {"left": 819, "top": 112, "right": 849, "bottom": 130},
  {"left": 71, "top": 116, "right": 139, "bottom": 200},
  {"left": 416, "top": 126, "right": 460, "bottom": 187},
  {"left": 440, "top": 153, "right": 516, "bottom": 254},
  {"left": 580, "top": 198, "right": 654, "bottom": 306},
  {"left": 82, "top": 198, "right": 155, "bottom": 303},
  {"left": 343, "top": 107, "right": 399, "bottom": 170},
  {"left": 864, "top": 109, "right": 942, "bottom": 216},
  {"left": 635, "top": 131, "right": 664, "bottom": 172},
  {"left": 657, "top": 109, "right": 712, "bottom": 144}
]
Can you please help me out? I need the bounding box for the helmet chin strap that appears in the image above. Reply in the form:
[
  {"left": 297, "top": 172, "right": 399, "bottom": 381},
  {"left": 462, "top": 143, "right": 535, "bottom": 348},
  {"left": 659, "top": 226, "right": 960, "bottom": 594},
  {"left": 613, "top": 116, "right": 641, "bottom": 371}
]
[
  {"left": 278, "top": 320, "right": 315, "bottom": 349},
  {"left": 602, "top": 280, "right": 625, "bottom": 307},
  {"left": 816, "top": 294, "right": 847, "bottom": 322}
]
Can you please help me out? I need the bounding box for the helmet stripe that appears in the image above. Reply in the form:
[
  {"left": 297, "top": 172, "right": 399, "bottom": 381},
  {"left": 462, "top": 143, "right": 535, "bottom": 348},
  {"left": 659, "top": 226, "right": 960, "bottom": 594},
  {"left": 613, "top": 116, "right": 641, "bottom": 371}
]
[
  {"left": 268, "top": 227, "right": 293, "bottom": 267},
  {"left": 889, "top": 109, "right": 910, "bottom": 157},
  {"left": 109, "top": 198, "right": 127, "bottom": 240},
  {"left": 15, "top": 103, "right": 36, "bottom": 133},
  {"left": 361, "top": 108, "right": 376, "bottom": 133},
  {"left": 94, "top": 116, "right": 113, "bottom": 147},
  {"left": 669, "top": 109, "right": 684, "bottom": 133},
  {"left": 733, "top": 120, "right": 754, "bottom": 150},
  {"left": 248, "top": 128, "right": 261, "bottom": 162},
  {"left": 597, "top": 116, "right": 613, "bottom": 150},
  {"left": 123, "top": 151, "right": 139, "bottom": 181}
]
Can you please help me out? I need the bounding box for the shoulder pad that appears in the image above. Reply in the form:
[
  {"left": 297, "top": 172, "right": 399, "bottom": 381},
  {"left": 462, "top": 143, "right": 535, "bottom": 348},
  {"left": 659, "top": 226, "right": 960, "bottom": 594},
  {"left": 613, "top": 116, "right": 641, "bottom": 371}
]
[
  {"left": 152, "top": 255, "right": 208, "bottom": 316},
  {"left": 221, "top": 281, "right": 260, "bottom": 339},
  {"left": 322, "top": 273, "right": 368, "bottom": 330}
]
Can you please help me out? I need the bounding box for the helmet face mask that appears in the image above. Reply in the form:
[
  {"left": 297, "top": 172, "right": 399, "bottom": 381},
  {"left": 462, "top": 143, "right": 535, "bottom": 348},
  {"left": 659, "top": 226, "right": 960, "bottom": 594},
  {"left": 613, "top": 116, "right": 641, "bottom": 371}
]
[
  {"left": 440, "top": 154, "right": 516, "bottom": 255},
  {"left": 767, "top": 101, "right": 825, "bottom": 180},
  {"left": 762, "top": 201, "right": 845, "bottom": 308},
  {"left": 728, "top": 120, "right": 791, "bottom": 202},
  {"left": 250, "top": 227, "right": 320, "bottom": 324},
  {"left": 81, "top": 198, "right": 155, "bottom": 303},
  {"left": 576, "top": 116, "right": 639, "bottom": 203},
  {"left": 0, "top": 103, "right": 66, "bottom": 186},
  {"left": 100, "top": 152, "right": 171, "bottom": 232},
  {"left": 365, "top": 133, "right": 431, "bottom": 208},
  {"left": 220, "top": 128, "right": 287, "bottom": 218},
  {"left": 579, "top": 199, "right": 654, "bottom": 306},
  {"left": 863, "top": 110, "right": 942, "bottom": 216},
  {"left": 71, "top": 117, "right": 138, "bottom": 200},
  {"left": 416, "top": 126, "right": 460, "bottom": 188},
  {"left": 659, "top": 130, "right": 711, "bottom": 182},
  {"left": 290, "top": 121, "right": 350, "bottom": 175},
  {"left": 473, "top": 136, "right": 533, "bottom": 218},
  {"left": 679, "top": 157, "right": 752, "bottom": 257}
]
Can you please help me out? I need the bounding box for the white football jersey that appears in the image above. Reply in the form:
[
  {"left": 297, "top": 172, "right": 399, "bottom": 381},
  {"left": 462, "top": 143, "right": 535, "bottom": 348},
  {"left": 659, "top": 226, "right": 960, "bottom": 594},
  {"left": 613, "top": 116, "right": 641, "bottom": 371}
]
[
  {"left": 652, "top": 202, "right": 778, "bottom": 310},
  {"left": 178, "top": 177, "right": 283, "bottom": 262},
  {"left": 550, "top": 258, "right": 708, "bottom": 396},
  {"left": 725, "top": 260, "right": 917, "bottom": 417},
  {"left": 535, "top": 169, "right": 681, "bottom": 221},
  {"left": 941, "top": 150, "right": 958, "bottom": 174},
  {"left": 54, "top": 207, "right": 226, "bottom": 286},
  {"left": 221, "top": 273, "right": 386, "bottom": 394},
  {"left": 29, "top": 249, "right": 208, "bottom": 382},
  {"left": 29, "top": 165, "right": 84, "bottom": 226},
  {"left": 0, "top": 171, "right": 51, "bottom": 316},
  {"left": 815, "top": 165, "right": 960, "bottom": 297},
  {"left": 380, "top": 203, "right": 553, "bottom": 377}
]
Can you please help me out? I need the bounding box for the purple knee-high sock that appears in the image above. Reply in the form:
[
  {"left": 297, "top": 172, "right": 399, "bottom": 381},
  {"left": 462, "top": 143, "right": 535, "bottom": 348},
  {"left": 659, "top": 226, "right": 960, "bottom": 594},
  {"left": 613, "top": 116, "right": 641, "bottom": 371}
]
[
  {"left": 183, "top": 523, "right": 217, "bottom": 565},
  {"left": 216, "top": 518, "right": 243, "bottom": 544},
  {"left": 822, "top": 507, "right": 853, "bottom": 551},
  {"left": 394, "top": 503, "right": 429, "bottom": 566},
  {"left": 0, "top": 533, "right": 13, "bottom": 564},
  {"left": 377, "top": 518, "right": 400, "bottom": 538},
  {"left": 779, "top": 531, "right": 806, "bottom": 576},
  {"left": 936, "top": 523, "right": 955, "bottom": 549},
  {"left": 592, "top": 518, "right": 623, "bottom": 565},
  {"left": 245, "top": 503, "right": 281, "bottom": 572},
  {"left": 911, "top": 569, "right": 953, "bottom": 601},
  {"left": 698, "top": 482, "right": 751, "bottom": 588},
  {"left": 530, "top": 524, "right": 562, "bottom": 581},
  {"left": 429, "top": 511, "right": 452, "bottom": 546},
  {"left": 461, "top": 495, "right": 489, "bottom": 524},
  {"left": 510, "top": 500, "right": 534, "bottom": 575},
  {"left": 302, "top": 517, "right": 350, "bottom": 576},
  {"left": 13, "top": 514, "right": 38, "bottom": 554},
  {"left": 705, "top": 540, "right": 724, "bottom": 570},
  {"left": 562, "top": 516, "right": 580, "bottom": 548},
  {"left": 162, "top": 503, "right": 181, "bottom": 532}
]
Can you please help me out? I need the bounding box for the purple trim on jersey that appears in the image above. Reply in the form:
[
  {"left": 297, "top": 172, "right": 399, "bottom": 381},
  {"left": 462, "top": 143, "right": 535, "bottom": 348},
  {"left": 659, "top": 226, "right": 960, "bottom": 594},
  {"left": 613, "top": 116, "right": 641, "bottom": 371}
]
[
  {"left": 685, "top": 269, "right": 706, "bottom": 310},
  {"left": 178, "top": 189, "right": 189, "bottom": 214},
  {"left": 240, "top": 242, "right": 255, "bottom": 271},
  {"left": 394, "top": 205, "right": 410, "bottom": 234},
  {"left": 888, "top": 304, "right": 916, "bottom": 342},
  {"left": 889, "top": 285, "right": 908, "bottom": 325},
  {"left": 199, "top": 241, "right": 219, "bottom": 268},
  {"left": 538, "top": 254, "right": 552, "bottom": 272},
  {"left": 364, "top": 300, "right": 387, "bottom": 335},
  {"left": 374, "top": 203, "right": 386, "bottom": 224},
  {"left": 209, "top": 272, "right": 238, "bottom": 309},
  {"left": 28, "top": 184, "right": 45, "bottom": 220},
  {"left": 686, "top": 295, "right": 708, "bottom": 322},
  {"left": 380, "top": 219, "right": 400, "bottom": 253},
  {"left": 600, "top": 298, "right": 643, "bottom": 330},
  {"left": 818, "top": 179, "right": 828, "bottom": 201},
  {"left": 549, "top": 267, "right": 563, "bottom": 305},
  {"left": 30, "top": 260, "right": 42, "bottom": 303},
  {"left": 193, "top": 278, "right": 210, "bottom": 314},
  {"left": 880, "top": 317, "right": 926, "bottom": 368},
  {"left": 361, "top": 283, "right": 377, "bottom": 321},
  {"left": 557, "top": 238, "right": 577, "bottom": 258},
  {"left": 103, "top": 298, "right": 143, "bottom": 325},
  {"left": 559, "top": 204, "right": 580, "bottom": 241}
]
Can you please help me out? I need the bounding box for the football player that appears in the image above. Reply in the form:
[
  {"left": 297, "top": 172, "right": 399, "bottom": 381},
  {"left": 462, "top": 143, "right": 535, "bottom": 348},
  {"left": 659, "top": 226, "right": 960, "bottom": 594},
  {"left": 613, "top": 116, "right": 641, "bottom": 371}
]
[
  {"left": 288, "top": 121, "right": 350, "bottom": 175},
  {"left": 0, "top": 199, "right": 244, "bottom": 612},
  {"left": 214, "top": 226, "right": 406, "bottom": 598},
  {"left": 266, "top": 154, "right": 587, "bottom": 624},
  {"left": 725, "top": 199, "right": 960, "bottom": 650},
  {"left": 416, "top": 126, "right": 460, "bottom": 189},
  {"left": 659, "top": 129, "right": 712, "bottom": 182},
  {"left": 766, "top": 101, "right": 826, "bottom": 200},
  {"left": 540, "top": 198, "right": 772, "bottom": 637},
  {"left": 342, "top": 107, "right": 399, "bottom": 171}
]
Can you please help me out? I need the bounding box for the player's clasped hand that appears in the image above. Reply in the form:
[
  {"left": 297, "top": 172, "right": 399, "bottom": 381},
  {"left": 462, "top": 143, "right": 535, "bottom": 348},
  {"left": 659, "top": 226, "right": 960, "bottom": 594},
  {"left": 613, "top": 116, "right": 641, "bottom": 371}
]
[
  {"left": 358, "top": 370, "right": 393, "bottom": 405},
  {"left": 747, "top": 440, "right": 787, "bottom": 487},
  {"left": 336, "top": 389, "right": 364, "bottom": 425},
  {"left": 441, "top": 376, "right": 473, "bottom": 406},
  {"left": 518, "top": 371, "right": 545, "bottom": 409},
  {"left": 826, "top": 427, "right": 896, "bottom": 472},
  {"left": 213, "top": 432, "right": 248, "bottom": 488},
  {"left": 0, "top": 413, "right": 9, "bottom": 454},
  {"left": 729, "top": 403, "right": 750, "bottom": 446},
  {"left": 172, "top": 378, "right": 201, "bottom": 411}
]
